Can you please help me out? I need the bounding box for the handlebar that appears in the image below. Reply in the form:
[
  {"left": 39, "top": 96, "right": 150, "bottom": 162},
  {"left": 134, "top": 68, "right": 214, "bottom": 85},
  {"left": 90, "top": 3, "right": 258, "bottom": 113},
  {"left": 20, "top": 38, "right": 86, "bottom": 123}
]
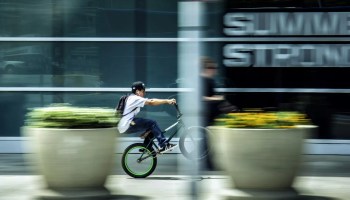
[{"left": 174, "top": 103, "right": 183, "bottom": 119}]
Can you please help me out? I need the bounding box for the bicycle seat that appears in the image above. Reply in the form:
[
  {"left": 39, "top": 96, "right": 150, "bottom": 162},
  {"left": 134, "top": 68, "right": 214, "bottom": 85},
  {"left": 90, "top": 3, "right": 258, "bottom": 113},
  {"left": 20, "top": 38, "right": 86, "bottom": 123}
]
[{"left": 140, "top": 130, "right": 152, "bottom": 139}]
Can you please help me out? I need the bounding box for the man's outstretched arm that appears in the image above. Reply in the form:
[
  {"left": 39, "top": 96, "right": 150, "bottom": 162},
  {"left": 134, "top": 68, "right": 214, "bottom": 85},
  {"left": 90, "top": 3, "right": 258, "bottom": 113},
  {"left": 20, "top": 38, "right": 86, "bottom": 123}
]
[{"left": 145, "top": 98, "right": 176, "bottom": 106}]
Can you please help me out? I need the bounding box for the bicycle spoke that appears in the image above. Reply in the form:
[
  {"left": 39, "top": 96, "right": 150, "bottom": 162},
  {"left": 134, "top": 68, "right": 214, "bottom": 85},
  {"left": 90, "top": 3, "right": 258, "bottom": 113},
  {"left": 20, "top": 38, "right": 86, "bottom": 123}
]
[{"left": 122, "top": 143, "right": 157, "bottom": 178}]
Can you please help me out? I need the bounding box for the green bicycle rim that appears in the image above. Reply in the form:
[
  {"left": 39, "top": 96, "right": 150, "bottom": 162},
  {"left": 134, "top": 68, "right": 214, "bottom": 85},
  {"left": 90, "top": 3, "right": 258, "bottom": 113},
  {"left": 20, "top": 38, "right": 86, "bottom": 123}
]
[{"left": 124, "top": 146, "right": 154, "bottom": 176}]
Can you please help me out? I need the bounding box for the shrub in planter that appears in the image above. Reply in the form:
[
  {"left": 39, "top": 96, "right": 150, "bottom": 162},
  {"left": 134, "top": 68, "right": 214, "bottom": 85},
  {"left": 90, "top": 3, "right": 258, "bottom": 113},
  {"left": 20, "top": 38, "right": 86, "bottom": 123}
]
[
  {"left": 23, "top": 104, "right": 119, "bottom": 199},
  {"left": 25, "top": 103, "right": 118, "bottom": 128},
  {"left": 209, "top": 109, "right": 316, "bottom": 199}
]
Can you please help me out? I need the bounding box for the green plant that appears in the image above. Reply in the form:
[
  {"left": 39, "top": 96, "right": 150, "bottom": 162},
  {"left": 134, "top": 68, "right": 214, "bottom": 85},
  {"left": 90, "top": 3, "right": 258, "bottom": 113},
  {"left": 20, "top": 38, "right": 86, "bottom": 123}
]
[
  {"left": 214, "top": 110, "right": 311, "bottom": 129},
  {"left": 25, "top": 104, "right": 119, "bottom": 129}
]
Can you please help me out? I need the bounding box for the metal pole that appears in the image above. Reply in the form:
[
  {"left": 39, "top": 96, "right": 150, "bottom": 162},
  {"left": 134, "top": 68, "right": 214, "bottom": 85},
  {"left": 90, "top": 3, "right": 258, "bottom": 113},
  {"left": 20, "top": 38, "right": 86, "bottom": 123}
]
[{"left": 178, "top": 1, "right": 204, "bottom": 199}]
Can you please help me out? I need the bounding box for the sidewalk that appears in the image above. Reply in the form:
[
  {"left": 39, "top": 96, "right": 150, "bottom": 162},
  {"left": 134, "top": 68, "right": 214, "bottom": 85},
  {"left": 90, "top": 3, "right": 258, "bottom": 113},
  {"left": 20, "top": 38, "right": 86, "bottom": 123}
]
[
  {"left": 1, "top": 154, "right": 350, "bottom": 200},
  {"left": 1, "top": 175, "right": 350, "bottom": 200}
]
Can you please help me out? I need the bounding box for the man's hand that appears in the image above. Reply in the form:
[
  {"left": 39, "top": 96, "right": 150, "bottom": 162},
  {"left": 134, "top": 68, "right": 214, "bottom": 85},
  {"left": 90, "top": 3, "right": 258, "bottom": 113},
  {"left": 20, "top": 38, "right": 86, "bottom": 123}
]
[
  {"left": 167, "top": 98, "right": 176, "bottom": 105},
  {"left": 203, "top": 95, "right": 224, "bottom": 101}
]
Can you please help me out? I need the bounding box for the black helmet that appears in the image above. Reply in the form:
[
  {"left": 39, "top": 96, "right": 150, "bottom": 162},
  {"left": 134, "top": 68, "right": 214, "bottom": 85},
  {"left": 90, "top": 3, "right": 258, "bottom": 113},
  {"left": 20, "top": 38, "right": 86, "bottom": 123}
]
[{"left": 131, "top": 81, "right": 146, "bottom": 93}]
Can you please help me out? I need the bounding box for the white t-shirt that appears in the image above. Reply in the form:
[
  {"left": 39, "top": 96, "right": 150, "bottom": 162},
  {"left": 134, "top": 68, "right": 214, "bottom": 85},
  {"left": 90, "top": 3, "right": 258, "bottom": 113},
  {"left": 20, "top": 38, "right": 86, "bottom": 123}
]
[{"left": 117, "top": 94, "right": 147, "bottom": 133}]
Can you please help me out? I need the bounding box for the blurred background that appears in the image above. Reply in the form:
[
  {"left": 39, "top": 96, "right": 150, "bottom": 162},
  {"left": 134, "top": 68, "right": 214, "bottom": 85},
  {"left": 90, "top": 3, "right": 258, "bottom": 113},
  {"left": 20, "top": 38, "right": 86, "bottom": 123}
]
[
  {"left": 1, "top": 0, "right": 350, "bottom": 141},
  {"left": 1, "top": 0, "right": 350, "bottom": 199}
]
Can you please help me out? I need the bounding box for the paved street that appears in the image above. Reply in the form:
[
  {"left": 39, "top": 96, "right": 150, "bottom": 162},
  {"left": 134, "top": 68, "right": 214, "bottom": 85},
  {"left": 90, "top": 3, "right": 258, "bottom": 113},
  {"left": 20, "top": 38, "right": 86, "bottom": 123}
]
[
  {"left": 1, "top": 153, "right": 350, "bottom": 177},
  {"left": 1, "top": 154, "right": 350, "bottom": 200}
]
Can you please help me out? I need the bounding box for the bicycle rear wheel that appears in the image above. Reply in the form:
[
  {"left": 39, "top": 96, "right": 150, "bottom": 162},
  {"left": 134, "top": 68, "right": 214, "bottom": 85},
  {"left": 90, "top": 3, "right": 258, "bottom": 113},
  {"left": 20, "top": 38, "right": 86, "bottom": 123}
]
[
  {"left": 179, "top": 126, "right": 211, "bottom": 160},
  {"left": 121, "top": 143, "right": 157, "bottom": 178}
]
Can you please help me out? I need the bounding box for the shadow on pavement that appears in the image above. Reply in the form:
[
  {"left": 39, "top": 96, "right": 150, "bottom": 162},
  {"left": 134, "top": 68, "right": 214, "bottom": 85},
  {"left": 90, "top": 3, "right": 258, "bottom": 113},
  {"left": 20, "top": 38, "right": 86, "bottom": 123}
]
[
  {"left": 140, "top": 176, "right": 186, "bottom": 180},
  {"left": 299, "top": 195, "right": 341, "bottom": 200},
  {"left": 32, "top": 195, "right": 148, "bottom": 200},
  {"left": 109, "top": 195, "right": 149, "bottom": 200},
  {"left": 224, "top": 195, "right": 341, "bottom": 200},
  {"left": 142, "top": 176, "right": 219, "bottom": 181}
]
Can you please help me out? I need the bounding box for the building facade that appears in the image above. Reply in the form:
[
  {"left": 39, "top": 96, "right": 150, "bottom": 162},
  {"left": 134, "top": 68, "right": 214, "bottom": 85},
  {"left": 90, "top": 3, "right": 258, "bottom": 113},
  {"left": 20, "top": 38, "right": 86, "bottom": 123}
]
[{"left": 1, "top": 0, "right": 350, "bottom": 153}]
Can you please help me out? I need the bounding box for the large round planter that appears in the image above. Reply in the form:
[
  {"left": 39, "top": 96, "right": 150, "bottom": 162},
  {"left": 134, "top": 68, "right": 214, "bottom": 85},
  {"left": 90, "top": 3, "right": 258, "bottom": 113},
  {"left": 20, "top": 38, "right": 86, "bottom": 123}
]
[
  {"left": 22, "top": 127, "right": 117, "bottom": 199},
  {"left": 208, "top": 125, "right": 316, "bottom": 199}
]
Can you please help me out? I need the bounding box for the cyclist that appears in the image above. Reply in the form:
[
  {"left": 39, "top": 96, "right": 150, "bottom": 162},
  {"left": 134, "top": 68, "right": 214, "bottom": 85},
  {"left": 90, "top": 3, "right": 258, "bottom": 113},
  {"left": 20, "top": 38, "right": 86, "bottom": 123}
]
[{"left": 117, "top": 81, "right": 178, "bottom": 153}]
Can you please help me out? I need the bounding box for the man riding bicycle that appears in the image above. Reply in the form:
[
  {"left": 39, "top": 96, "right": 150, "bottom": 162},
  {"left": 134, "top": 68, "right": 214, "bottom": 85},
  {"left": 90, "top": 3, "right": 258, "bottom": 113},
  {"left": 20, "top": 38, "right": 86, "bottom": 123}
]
[{"left": 117, "top": 81, "right": 178, "bottom": 153}]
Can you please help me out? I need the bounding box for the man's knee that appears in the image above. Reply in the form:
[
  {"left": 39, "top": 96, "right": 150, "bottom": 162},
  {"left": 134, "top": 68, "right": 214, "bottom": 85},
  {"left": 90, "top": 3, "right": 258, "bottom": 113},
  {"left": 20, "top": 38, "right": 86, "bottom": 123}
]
[{"left": 145, "top": 119, "right": 158, "bottom": 128}]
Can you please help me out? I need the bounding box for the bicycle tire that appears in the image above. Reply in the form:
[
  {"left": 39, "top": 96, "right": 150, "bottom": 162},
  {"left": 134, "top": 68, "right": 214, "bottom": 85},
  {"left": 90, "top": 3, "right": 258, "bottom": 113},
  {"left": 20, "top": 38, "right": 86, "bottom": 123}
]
[
  {"left": 121, "top": 143, "right": 157, "bottom": 178},
  {"left": 179, "top": 126, "right": 211, "bottom": 160}
]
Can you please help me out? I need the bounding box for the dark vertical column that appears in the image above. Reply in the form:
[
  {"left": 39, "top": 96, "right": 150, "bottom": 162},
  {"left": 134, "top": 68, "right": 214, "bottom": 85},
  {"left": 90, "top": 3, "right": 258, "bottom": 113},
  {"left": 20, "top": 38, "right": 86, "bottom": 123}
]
[
  {"left": 134, "top": 0, "right": 147, "bottom": 83},
  {"left": 51, "top": 0, "right": 65, "bottom": 103}
]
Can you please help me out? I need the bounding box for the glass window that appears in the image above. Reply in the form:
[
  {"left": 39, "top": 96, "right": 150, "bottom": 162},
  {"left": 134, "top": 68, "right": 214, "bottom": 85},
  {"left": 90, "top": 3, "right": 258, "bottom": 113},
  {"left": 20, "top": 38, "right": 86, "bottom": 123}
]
[
  {"left": 0, "top": 0, "right": 178, "bottom": 37},
  {"left": 225, "top": 0, "right": 348, "bottom": 8},
  {"left": 0, "top": 42, "right": 178, "bottom": 88}
]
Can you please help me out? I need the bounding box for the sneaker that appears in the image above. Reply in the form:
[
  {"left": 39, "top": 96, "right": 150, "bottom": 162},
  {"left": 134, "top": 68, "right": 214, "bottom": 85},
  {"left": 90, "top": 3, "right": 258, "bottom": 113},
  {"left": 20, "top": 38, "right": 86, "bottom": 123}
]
[{"left": 159, "top": 143, "right": 178, "bottom": 154}]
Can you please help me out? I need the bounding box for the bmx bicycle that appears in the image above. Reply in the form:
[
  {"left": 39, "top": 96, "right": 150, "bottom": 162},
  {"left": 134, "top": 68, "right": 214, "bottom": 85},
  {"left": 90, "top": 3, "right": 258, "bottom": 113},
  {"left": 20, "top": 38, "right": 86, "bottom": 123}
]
[{"left": 121, "top": 103, "right": 211, "bottom": 178}]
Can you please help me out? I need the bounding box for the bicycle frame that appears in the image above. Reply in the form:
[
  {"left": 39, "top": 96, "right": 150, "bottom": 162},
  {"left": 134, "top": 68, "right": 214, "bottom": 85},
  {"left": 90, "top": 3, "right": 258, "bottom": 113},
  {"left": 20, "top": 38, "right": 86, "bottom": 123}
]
[
  {"left": 142, "top": 103, "right": 185, "bottom": 154},
  {"left": 128, "top": 103, "right": 209, "bottom": 172}
]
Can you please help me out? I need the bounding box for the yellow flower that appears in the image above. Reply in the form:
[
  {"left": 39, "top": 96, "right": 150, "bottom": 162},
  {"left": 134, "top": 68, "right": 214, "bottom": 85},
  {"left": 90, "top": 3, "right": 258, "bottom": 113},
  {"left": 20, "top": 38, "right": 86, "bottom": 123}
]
[{"left": 214, "top": 110, "right": 312, "bottom": 129}]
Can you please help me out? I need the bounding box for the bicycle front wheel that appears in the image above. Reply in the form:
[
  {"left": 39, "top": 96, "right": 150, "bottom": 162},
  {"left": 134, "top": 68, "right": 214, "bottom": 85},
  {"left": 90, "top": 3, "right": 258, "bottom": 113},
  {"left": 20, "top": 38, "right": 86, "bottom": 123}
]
[
  {"left": 121, "top": 143, "right": 157, "bottom": 178},
  {"left": 179, "top": 126, "right": 211, "bottom": 160}
]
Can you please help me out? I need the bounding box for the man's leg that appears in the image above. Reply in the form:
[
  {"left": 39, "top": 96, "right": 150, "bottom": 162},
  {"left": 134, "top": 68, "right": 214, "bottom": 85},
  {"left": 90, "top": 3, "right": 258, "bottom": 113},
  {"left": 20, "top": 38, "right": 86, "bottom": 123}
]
[
  {"left": 143, "top": 132, "right": 154, "bottom": 147},
  {"left": 202, "top": 104, "right": 217, "bottom": 170},
  {"left": 128, "top": 118, "right": 167, "bottom": 148}
]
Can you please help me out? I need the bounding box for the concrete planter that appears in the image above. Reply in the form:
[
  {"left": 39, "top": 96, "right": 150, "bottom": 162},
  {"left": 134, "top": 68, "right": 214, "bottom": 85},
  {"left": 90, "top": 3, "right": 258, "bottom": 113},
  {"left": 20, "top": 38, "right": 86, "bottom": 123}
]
[
  {"left": 22, "top": 127, "right": 117, "bottom": 199},
  {"left": 208, "top": 125, "right": 316, "bottom": 199}
]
